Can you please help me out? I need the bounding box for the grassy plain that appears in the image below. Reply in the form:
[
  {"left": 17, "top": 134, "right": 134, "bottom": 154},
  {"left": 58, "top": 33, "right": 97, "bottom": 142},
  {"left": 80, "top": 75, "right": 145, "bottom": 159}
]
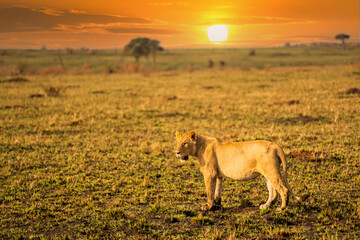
[
  {"left": 1, "top": 46, "right": 360, "bottom": 239},
  {"left": 1, "top": 45, "right": 360, "bottom": 73}
]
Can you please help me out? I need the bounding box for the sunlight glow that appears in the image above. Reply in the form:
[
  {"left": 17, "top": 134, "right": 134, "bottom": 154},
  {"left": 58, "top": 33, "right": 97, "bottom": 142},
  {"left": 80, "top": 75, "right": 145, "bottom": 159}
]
[{"left": 207, "top": 25, "right": 228, "bottom": 44}]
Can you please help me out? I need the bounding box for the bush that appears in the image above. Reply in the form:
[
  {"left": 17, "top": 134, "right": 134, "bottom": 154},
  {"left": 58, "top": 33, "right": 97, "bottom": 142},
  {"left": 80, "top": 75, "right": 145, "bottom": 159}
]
[{"left": 43, "top": 86, "right": 64, "bottom": 97}]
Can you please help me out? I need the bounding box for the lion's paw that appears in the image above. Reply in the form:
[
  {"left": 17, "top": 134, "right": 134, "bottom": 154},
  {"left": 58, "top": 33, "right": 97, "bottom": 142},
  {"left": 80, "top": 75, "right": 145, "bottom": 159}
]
[
  {"left": 214, "top": 198, "right": 222, "bottom": 206},
  {"left": 202, "top": 203, "right": 222, "bottom": 211},
  {"left": 201, "top": 204, "right": 211, "bottom": 211},
  {"left": 259, "top": 204, "right": 269, "bottom": 210},
  {"left": 276, "top": 207, "right": 285, "bottom": 212}
]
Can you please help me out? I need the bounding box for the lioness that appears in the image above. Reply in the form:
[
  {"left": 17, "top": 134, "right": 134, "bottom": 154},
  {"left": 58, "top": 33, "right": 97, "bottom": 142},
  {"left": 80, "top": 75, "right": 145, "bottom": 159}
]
[{"left": 175, "top": 130, "right": 308, "bottom": 211}]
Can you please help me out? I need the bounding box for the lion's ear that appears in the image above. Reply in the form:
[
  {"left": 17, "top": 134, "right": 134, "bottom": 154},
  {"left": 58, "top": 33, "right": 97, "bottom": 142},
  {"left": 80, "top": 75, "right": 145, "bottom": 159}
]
[
  {"left": 188, "top": 130, "right": 197, "bottom": 142},
  {"left": 175, "top": 131, "right": 182, "bottom": 141}
]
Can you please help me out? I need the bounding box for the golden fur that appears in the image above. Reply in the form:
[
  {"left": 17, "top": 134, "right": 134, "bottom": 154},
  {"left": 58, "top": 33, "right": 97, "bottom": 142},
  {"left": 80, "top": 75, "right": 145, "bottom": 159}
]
[{"left": 175, "top": 130, "right": 308, "bottom": 211}]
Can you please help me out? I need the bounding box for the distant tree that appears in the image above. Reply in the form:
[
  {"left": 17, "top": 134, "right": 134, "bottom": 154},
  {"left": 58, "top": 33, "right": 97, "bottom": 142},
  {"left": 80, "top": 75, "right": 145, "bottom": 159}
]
[
  {"left": 123, "top": 38, "right": 150, "bottom": 63},
  {"left": 87, "top": 49, "right": 96, "bottom": 55},
  {"left": 248, "top": 50, "right": 256, "bottom": 56},
  {"left": 65, "top": 48, "right": 73, "bottom": 54},
  {"left": 335, "top": 33, "right": 350, "bottom": 50},
  {"left": 123, "top": 37, "right": 163, "bottom": 66},
  {"left": 16, "top": 62, "right": 28, "bottom": 74},
  {"left": 208, "top": 59, "right": 214, "bottom": 68},
  {"left": 149, "top": 39, "right": 163, "bottom": 67}
]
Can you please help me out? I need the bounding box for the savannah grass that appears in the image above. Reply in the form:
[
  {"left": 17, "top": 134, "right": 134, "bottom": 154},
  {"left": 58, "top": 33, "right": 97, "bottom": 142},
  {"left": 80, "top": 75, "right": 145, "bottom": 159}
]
[{"left": 1, "top": 47, "right": 360, "bottom": 239}]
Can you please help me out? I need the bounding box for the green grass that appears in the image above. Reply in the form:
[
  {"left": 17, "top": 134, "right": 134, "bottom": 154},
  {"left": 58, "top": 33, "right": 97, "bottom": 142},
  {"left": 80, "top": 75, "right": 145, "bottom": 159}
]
[
  {"left": 1, "top": 46, "right": 360, "bottom": 75},
  {"left": 1, "top": 47, "right": 360, "bottom": 239}
]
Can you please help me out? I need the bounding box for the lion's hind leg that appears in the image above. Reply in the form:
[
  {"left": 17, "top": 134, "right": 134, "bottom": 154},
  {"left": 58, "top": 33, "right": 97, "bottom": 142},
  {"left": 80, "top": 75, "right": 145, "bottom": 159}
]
[
  {"left": 271, "top": 178, "right": 289, "bottom": 211},
  {"left": 214, "top": 177, "right": 223, "bottom": 206},
  {"left": 260, "top": 152, "right": 289, "bottom": 210},
  {"left": 260, "top": 179, "right": 278, "bottom": 209}
]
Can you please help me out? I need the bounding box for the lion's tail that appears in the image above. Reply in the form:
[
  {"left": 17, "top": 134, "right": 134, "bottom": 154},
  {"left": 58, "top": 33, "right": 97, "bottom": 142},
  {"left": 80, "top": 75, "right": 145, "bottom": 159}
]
[{"left": 276, "top": 147, "right": 309, "bottom": 202}]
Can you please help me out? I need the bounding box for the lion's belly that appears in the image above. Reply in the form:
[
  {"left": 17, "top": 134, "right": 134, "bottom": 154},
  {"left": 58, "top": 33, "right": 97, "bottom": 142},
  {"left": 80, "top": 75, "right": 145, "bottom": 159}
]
[
  {"left": 215, "top": 142, "right": 268, "bottom": 180},
  {"left": 218, "top": 160, "right": 261, "bottom": 180}
]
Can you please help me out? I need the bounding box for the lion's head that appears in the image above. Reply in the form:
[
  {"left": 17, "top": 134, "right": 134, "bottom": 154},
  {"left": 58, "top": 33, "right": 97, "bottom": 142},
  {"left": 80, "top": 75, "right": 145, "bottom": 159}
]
[{"left": 174, "top": 130, "right": 198, "bottom": 162}]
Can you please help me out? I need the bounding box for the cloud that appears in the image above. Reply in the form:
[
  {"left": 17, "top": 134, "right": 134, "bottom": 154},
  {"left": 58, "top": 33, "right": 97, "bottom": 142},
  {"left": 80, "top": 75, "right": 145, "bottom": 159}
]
[
  {"left": 0, "top": 6, "right": 152, "bottom": 33},
  {"left": 201, "top": 16, "right": 316, "bottom": 26},
  {"left": 148, "top": 2, "right": 189, "bottom": 6},
  {"left": 37, "top": 7, "right": 63, "bottom": 16},
  {"left": 106, "top": 28, "right": 179, "bottom": 35},
  {"left": 37, "top": 21, "right": 181, "bottom": 35}
]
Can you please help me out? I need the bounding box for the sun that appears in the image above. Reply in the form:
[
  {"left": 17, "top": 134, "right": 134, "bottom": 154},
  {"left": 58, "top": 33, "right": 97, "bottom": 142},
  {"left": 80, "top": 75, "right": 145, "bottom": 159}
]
[{"left": 207, "top": 25, "right": 228, "bottom": 44}]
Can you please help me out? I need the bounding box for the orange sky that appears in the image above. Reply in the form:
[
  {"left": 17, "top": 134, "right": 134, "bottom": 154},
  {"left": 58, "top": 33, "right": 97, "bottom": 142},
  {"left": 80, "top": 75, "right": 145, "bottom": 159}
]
[{"left": 0, "top": 0, "right": 358, "bottom": 48}]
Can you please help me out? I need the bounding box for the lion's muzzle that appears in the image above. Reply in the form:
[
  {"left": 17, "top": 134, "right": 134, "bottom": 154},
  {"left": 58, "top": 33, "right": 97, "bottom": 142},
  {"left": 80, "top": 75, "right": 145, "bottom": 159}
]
[{"left": 176, "top": 152, "right": 189, "bottom": 161}]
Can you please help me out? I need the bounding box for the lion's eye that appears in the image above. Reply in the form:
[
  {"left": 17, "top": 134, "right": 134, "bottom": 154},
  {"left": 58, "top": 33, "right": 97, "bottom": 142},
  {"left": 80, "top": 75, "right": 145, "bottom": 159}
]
[{"left": 182, "top": 143, "right": 188, "bottom": 147}]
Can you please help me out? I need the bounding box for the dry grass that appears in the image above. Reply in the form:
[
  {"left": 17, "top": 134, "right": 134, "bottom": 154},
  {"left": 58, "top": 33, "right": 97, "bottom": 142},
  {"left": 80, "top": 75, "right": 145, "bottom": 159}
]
[
  {"left": 0, "top": 66, "right": 18, "bottom": 76},
  {"left": 125, "top": 63, "right": 141, "bottom": 73},
  {"left": 37, "top": 66, "right": 64, "bottom": 75},
  {"left": 0, "top": 55, "right": 359, "bottom": 239}
]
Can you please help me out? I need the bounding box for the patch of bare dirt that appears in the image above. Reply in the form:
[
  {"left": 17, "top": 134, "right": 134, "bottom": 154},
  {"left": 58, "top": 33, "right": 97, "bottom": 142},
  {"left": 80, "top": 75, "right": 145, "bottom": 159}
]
[
  {"left": 1, "top": 105, "right": 25, "bottom": 110},
  {"left": 41, "top": 130, "right": 83, "bottom": 135},
  {"left": 203, "top": 85, "right": 221, "bottom": 90},
  {"left": 92, "top": 90, "right": 106, "bottom": 94},
  {"left": 156, "top": 112, "right": 188, "bottom": 118},
  {"left": 163, "top": 95, "right": 177, "bottom": 101},
  {"left": 288, "top": 150, "right": 344, "bottom": 163},
  {"left": 258, "top": 84, "right": 271, "bottom": 89},
  {"left": 274, "top": 114, "right": 326, "bottom": 124},
  {"left": 339, "top": 87, "right": 360, "bottom": 95},
  {"left": 65, "top": 85, "right": 80, "bottom": 89},
  {"left": 29, "top": 94, "right": 44, "bottom": 98},
  {"left": 1, "top": 77, "right": 30, "bottom": 83},
  {"left": 272, "top": 100, "right": 300, "bottom": 106},
  {"left": 288, "top": 150, "right": 317, "bottom": 161}
]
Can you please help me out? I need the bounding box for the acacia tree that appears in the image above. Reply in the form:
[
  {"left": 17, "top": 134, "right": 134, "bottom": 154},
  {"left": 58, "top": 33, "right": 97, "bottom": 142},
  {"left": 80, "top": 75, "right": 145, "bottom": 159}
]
[
  {"left": 123, "top": 37, "right": 163, "bottom": 66},
  {"left": 335, "top": 33, "right": 350, "bottom": 50},
  {"left": 149, "top": 39, "right": 163, "bottom": 66}
]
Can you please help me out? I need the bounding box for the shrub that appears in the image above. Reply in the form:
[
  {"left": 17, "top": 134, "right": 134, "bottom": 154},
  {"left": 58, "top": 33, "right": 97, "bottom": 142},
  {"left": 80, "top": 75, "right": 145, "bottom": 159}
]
[
  {"left": 43, "top": 86, "right": 64, "bottom": 97},
  {"left": 248, "top": 50, "right": 256, "bottom": 56},
  {"left": 16, "top": 62, "right": 28, "bottom": 74},
  {"left": 125, "top": 63, "right": 141, "bottom": 73},
  {"left": 65, "top": 48, "right": 73, "bottom": 54},
  {"left": 87, "top": 49, "right": 96, "bottom": 55}
]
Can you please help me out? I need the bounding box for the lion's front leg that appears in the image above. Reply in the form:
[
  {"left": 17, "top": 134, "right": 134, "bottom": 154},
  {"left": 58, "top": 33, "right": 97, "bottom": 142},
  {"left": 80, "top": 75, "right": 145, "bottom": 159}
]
[{"left": 201, "top": 175, "right": 217, "bottom": 211}]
